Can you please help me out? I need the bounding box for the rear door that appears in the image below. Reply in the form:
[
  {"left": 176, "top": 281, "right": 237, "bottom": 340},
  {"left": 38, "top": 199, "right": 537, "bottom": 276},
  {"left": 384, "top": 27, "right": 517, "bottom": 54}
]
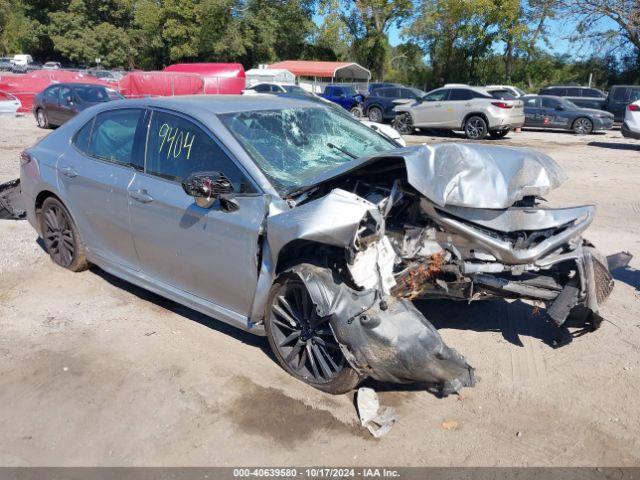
[
  {"left": 42, "top": 86, "right": 61, "bottom": 124},
  {"left": 57, "top": 108, "right": 144, "bottom": 269},
  {"left": 127, "top": 109, "right": 266, "bottom": 317},
  {"left": 523, "top": 96, "right": 543, "bottom": 127}
]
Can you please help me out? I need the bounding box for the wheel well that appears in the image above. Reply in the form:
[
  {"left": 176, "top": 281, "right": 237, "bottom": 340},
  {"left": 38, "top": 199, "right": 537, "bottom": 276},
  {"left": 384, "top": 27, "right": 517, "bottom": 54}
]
[
  {"left": 462, "top": 112, "right": 489, "bottom": 130},
  {"left": 367, "top": 104, "right": 383, "bottom": 114},
  {"left": 34, "top": 190, "right": 62, "bottom": 219},
  {"left": 275, "top": 239, "right": 345, "bottom": 275}
]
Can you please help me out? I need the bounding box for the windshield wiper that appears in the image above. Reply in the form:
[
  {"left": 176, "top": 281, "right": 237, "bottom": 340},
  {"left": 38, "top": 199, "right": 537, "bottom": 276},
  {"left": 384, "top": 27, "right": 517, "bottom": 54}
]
[{"left": 327, "top": 142, "right": 357, "bottom": 159}]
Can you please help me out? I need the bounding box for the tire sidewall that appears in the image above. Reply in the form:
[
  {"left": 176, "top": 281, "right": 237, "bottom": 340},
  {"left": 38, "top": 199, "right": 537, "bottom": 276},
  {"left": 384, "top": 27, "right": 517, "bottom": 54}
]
[
  {"left": 40, "top": 197, "right": 88, "bottom": 271},
  {"left": 573, "top": 117, "right": 593, "bottom": 135},
  {"left": 36, "top": 109, "right": 48, "bottom": 128}
]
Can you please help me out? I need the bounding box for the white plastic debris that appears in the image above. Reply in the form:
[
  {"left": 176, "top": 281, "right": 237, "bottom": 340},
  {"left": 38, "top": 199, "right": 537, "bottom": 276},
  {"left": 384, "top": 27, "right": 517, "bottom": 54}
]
[{"left": 357, "top": 387, "right": 397, "bottom": 438}]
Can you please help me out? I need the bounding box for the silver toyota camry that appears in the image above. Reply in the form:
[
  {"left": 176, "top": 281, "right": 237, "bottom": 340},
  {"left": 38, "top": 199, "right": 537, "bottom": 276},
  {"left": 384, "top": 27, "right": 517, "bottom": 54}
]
[{"left": 20, "top": 95, "right": 629, "bottom": 395}]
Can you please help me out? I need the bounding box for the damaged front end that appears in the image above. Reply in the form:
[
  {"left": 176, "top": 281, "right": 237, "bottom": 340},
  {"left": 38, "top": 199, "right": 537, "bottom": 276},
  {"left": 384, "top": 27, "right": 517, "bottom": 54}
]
[{"left": 262, "top": 143, "right": 631, "bottom": 394}]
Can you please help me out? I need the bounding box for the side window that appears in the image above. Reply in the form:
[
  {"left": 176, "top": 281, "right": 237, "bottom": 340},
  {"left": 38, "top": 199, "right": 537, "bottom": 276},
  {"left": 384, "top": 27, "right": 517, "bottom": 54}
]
[
  {"left": 88, "top": 109, "right": 143, "bottom": 165},
  {"left": 332, "top": 88, "right": 344, "bottom": 97},
  {"left": 541, "top": 97, "right": 559, "bottom": 109},
  {"left": 424, "top": 89, "right": 449, "bottom": 102},
  {"left": 583, "top": 88, "right": 601, "bottom": 98},
  {"left": 60, "top": 86, "right": 73, "bottom": 102},
  {"left": 252, "top": 84, "right": 269, "bottom": 93},
  {"left": 524, "top": 97, "right": 539, "bottom": 107},
  {"left": 145, "top": 111, "right": 253, "bottom": 193},
  {"left": 449, "top": 89, "right": 473, "bottom": 101},
  {"left": 567, "top": 87, "right": 581, "bottom": 96},
  {"left": 45, "top": 87, "right": 59, "bottom": 101},
  {"left": 72, "top": 118, "right": 94, "bottom": 154}
]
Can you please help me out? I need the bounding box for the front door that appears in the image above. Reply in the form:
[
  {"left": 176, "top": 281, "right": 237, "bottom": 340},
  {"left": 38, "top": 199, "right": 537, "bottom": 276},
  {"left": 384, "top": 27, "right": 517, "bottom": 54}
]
[
  {"left": 57, "top": 108, "right": 144, "bottom": 269},
  {"left": 42, "top": 86, "right": 61, "bottom": 124},
  {"left": 540, "top": 97, "right": 571, "bottom": 129},
  {"left": 412, "top": 89, "right": 450, "bottom": 126},
  {"left": 128, "top": 109, "right": 266, "bottom": 317}
]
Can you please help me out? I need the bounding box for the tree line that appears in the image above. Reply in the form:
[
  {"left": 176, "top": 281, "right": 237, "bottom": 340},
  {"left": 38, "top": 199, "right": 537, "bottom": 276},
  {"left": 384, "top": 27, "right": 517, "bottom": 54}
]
[{"left": 0, "top": 0, "right": 638, "bottom": 90}]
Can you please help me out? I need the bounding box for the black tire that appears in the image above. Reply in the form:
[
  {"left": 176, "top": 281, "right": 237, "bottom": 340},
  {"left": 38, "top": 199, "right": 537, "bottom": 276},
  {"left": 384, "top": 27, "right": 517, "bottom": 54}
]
[
  {"left": 265, "top": 267, "right": 361, "bottom": 394},
  {"left": 39, "top": 197, "right": 89, "bottom": 272},
  {"left": 464, "top": 115, "right": 488, "bottom": 140},
  {"left": 36, "top": 108, "right": 50, "bottom": 129},
  {"left": 393, "top": 112, "right": 415, "bottom": 135},
  {"left": 368, "top": 106, "right": 383, "bottom": 123},
  {"left": 489, "top": 128, "right": 509, "bottom": 138},
  {"left": 572, "top": 117, "right": 593, "bottom": 135}
]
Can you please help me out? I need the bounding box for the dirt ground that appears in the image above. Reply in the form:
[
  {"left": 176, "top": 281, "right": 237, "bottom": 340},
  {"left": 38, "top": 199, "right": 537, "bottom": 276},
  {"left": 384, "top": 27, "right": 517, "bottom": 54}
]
[{"left": 1, "top": 114, "right": 639, "bottom": 466}]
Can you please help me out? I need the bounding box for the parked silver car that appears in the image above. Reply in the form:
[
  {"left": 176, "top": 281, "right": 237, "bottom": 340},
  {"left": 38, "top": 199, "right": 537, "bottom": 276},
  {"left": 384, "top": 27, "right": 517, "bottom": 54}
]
[
  {"left": 393, "top": 86, "right": 525, "bottom": 139},
  {"left": 20, "top": 96, "right": 627, "bottom": 395}
]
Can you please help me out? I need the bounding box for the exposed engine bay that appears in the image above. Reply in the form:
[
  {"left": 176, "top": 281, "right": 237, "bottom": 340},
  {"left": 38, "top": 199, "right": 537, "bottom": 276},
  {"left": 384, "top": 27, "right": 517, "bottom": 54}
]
[{"left": 262, "top": 143, "right": 631, "bottom": 395}]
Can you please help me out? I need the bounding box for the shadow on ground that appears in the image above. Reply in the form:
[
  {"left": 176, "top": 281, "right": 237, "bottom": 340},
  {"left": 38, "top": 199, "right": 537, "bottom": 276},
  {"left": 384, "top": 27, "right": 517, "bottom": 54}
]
[
  {"left": 588, "top": 141, "right": 640, "bottom": 152},
  {"left": 612, "top": 266, "right": 640, "bottom": 291}
]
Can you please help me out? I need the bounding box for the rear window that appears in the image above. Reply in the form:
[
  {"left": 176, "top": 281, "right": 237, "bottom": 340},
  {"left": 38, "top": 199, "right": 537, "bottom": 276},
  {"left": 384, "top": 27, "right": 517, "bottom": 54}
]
[
  {"left": 88, "top": 109, "right": 143, "bottom": 165},
  {"left": 613, "top": 87, "right": 640, "bottom": 102},
  {"left": 488, "top": 89, "right": 516, "bottom": 100}
]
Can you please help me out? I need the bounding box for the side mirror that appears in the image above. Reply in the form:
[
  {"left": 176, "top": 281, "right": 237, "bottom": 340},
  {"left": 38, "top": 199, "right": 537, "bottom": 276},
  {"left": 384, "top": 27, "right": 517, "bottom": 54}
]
[{"left": 181, "top": 171, "right": 238, "bottom": 211}]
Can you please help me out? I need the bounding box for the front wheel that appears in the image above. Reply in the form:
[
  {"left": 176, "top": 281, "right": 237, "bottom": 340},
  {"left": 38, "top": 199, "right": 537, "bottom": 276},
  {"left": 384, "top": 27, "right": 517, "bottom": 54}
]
[
  {"left": 265, "top": 268, "right": 361, "bottom": 394},
  {"left": 573, "top": 117, "right": 593, "bottom": 135},
  {"left": 36, "top": 108, "right": 50, "bottom": 129},
  {"left": 350, "top": 106, "right": 363, "bottom": 118},
  {"left": 393, "top": 112, "right": 415, "bottom": 135},
  {"left": 464, "top": 116, "right": 488, "bottom": 139}
]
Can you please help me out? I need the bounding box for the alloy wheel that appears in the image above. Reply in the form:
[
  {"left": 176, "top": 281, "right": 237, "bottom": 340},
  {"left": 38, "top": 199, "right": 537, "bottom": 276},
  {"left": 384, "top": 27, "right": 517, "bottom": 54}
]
[
  {"left": 268, "top": 280, "right": 346, "bottom": 384},
  {"left": 465, "top": 117, "right": 487, "bottom": 139},
  {"left": 573, "top": 118, "right": 593, "bottom": 135},
  {"left": 394, "top": 113, "right": 414, "bottom": 135},
  {"left": 368, "top": 107, "right": 383, "bottom": 123},
  {"left": 37, "top": 110, "right": 47, "bottom": 128},
  {"left": 42, "top": 203, "right": 75, "bottom": 267}
]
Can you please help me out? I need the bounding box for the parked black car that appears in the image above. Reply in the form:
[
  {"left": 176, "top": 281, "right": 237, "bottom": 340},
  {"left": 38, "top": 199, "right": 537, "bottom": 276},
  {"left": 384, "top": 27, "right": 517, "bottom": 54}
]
[
  {"left": 603, "top": 85, "right": 640, "bottom": 122},
  {"left": 364, "top": 86, "right": 426, "bottom": 123},
  {"left": 538, "top": 85, "right": 607, "bottom": 110},
  {"left": 367, "top": 82, "right": 402, "bottom": 95},
  {"left": 0, "top": 58, "right": 12, "bottom": 72},
  {"left": 33, "top": 82, "right": 123, "bottom": 128},
  {"left": 522, "top": 95, "right": 613, "bottom": 134}
]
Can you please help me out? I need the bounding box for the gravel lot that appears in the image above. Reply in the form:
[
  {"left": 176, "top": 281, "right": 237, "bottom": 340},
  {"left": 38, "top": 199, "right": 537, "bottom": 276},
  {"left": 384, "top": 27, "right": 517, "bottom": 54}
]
[{"left": 1, "top": 114, "right": 639, "bottom": 466}]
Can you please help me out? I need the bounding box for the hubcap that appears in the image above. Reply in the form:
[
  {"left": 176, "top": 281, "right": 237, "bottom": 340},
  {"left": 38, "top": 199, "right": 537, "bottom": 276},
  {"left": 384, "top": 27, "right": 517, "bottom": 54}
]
[
  {"left": 43, "top": 205, "right": 75, "bottom": 267},
  {"left": 369, "top": 108, "right": 382, "bottom": 122},
  {"left": 467, "top": 118, "right": 485, "bottom": 139},
  {"left": 269, "top": 281, "right": 345, "bottom": 383},
  {"left": 37, "top": 111, "right": 45, "bottom": 126},
  {"left": 575, "top": 119, "right": 591, "bottom": 134}
]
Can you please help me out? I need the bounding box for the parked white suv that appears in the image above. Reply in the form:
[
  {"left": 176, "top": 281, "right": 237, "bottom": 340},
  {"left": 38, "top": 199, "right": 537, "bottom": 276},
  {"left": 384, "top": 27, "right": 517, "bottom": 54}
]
[
  {"left": 621, "top": 100, "right": 640, "bottom": 140},
  {"left": 393, "top": 86, "right": 525, "bottom": 139}
]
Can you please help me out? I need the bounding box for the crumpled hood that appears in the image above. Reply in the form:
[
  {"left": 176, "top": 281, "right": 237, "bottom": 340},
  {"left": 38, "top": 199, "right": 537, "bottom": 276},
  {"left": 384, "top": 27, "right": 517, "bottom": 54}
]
[
  {"left": 404, "top": 143, "right": 567, "bottom": 209},
  {"left": 298, "top": 143, "right": 567, "bottom": 209}
]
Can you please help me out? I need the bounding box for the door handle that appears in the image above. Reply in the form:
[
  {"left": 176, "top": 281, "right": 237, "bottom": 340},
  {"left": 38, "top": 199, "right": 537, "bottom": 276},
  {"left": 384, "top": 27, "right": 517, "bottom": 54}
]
[
  {"left": 60, "top": 166, "right": 78, "bottom": 178},
  {"left": 128, "top": 189, "right": 154, "bottom": 203}
]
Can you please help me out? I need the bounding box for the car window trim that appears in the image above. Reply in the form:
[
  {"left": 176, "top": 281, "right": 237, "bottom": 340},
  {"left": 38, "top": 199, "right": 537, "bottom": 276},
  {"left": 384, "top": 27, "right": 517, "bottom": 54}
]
[{"left": 142, "top": 107, "right": 262, "bottom": 195}]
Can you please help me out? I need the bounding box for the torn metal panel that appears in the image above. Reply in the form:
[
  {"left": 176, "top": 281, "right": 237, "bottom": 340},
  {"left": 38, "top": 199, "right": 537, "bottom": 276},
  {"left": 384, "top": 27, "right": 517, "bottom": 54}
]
[
  {"left": 266, "top": 189, "right": 380, "bottom": 263},
  {"left": 288, "top": 264, "right": 475, "bottom": 395},
  {"left": 0, "top": 179, "right": 25, "bottom": 220}
]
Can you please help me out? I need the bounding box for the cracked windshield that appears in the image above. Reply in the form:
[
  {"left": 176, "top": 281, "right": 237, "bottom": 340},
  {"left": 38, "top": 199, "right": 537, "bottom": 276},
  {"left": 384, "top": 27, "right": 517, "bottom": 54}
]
[{"left": 219, "top": 106, "right": 397, "bottom": 194}]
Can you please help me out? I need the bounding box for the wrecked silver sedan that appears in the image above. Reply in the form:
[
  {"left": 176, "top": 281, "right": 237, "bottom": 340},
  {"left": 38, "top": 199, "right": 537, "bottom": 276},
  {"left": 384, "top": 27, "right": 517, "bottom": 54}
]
[{"left": 19, "top": 96, "right": 629, "bottom": 395}]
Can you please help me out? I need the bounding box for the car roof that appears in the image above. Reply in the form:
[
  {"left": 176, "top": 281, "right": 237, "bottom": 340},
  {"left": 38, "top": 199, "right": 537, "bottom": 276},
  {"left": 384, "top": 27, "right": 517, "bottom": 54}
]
[
  {"left": 46, "top": 82, "right": 113, "bottom": 88},
  {"left": 105, "top": 95, "right": 325, "bottom": 115}
]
